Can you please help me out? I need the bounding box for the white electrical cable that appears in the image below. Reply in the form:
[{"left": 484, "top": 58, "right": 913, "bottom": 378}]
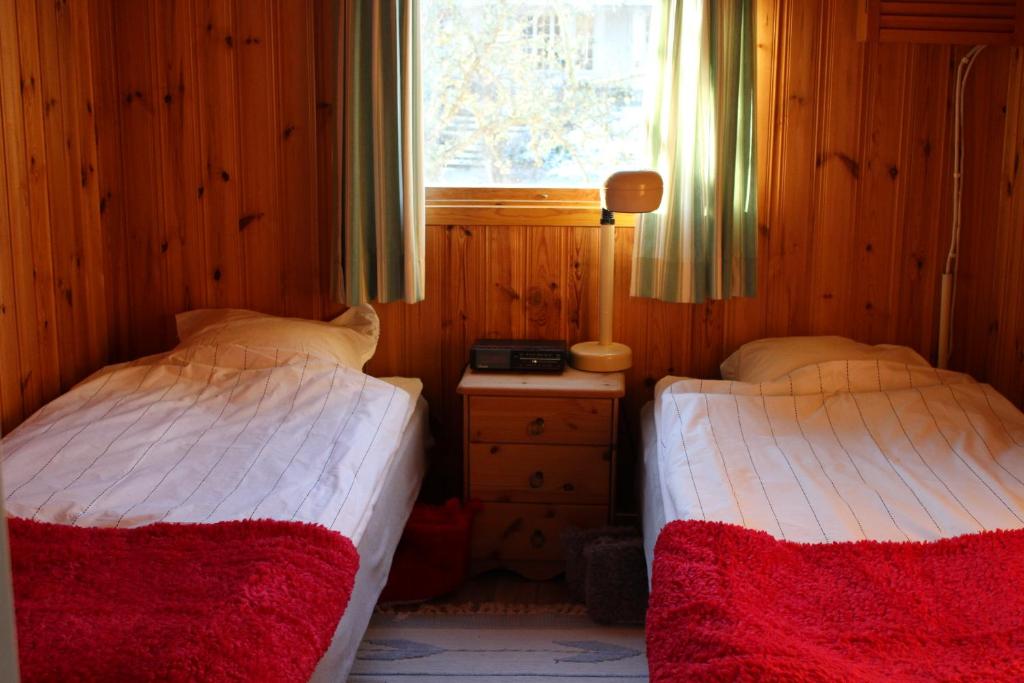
[{"left": 938, "top": 44, "right": 986, "bottom": 369}]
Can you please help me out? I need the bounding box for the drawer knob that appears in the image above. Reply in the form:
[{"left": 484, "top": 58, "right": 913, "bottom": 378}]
[
  {"left": 530, "top": 529, "right": 546, "bottom": 548},
  {"left": 527, "top": 417, "right": 545, "bottom": 436},
  {"left": 528, "top": 470, "right": 545, "bottom": 488},
  {"left": 562, "top": 482, "right": 575, "bottom": 492}
]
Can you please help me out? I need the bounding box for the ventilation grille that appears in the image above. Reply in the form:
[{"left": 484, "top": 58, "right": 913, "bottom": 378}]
[{"left": 858, "top": 0, "right": 1024, "bottom": 44}]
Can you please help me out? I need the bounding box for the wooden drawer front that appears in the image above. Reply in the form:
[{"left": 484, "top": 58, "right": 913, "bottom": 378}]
[
  {"left": 469, "top": 397, "right": 611, "bottom": 445},
  {"left": 472, "top": 503, "right": 608, "bottom": 563},
  {"left": 469, "top": 444, "right": 610, "bottom": 504}
]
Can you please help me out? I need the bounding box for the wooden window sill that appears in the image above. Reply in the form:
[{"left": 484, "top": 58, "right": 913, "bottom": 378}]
[{"left": 425, "top": 187, "right": 636, "bottom": 227}]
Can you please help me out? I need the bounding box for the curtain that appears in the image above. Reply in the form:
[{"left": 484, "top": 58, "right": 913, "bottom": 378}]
[
  {"left": 331, "top": 0, "right": 425, "bottom": 305},
  {"left": 630, "top": 0, "right": 757, "bottom": 303}
]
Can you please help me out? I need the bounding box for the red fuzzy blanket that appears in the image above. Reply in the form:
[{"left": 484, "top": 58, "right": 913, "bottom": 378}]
[
  {"left": 648, "top": 520, "right": 1024, "bottom": 682},
  {"left": 8, "top": 518, "right": 359, "bottom": 682}
]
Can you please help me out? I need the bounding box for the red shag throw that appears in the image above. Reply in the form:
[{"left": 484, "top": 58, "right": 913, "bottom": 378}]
[
  {"left": 8, "top": 518, "right": 359, "bottom": 683},
  {"left": 648, "top": 520, "right": 1024, "bottom": 682}
]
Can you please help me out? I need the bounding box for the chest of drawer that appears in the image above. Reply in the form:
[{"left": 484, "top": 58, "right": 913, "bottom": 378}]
[
  {"left": 468, "top": 396, "right": 612, "bottom": 445},
  {"left": 470, "top": 502, "right": 609, "bottom": 564},
  {"left": 468, "top": 443, "right": 610, "bottom": 504}
]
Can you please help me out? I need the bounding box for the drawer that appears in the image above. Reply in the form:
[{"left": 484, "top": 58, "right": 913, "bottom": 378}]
[
  {"left": 469, "top": 443, "right": 610, "bottom": 504},
  {"left": 468, "top": 396, "right": 612, "bottom": 445},
  {"left": 471, "top": 503, "right": 608, "bottom": 563}
]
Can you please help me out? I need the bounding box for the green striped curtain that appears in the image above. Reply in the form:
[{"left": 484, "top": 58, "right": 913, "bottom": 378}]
[
  {"left": 631, "top": 0, "right": 757, "bottom": 303},
  {"left": 331, "top": 0, "right": 425, "bottom": 305}
]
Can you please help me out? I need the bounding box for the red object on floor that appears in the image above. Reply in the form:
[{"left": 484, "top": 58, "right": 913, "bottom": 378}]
[
  {"left": 648, "top": 520, "right": 1024, "bottom": 682},
  {"left": 381, "top": 498, "right": 481, "bottom": 602},
  {"left": 8, "top": 517, "right": 358, "bottom": 683}
]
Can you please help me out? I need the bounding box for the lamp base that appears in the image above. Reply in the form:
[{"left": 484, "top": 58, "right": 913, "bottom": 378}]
[{"left": 569, "top": 341, "right": 632, "bottom": 372}]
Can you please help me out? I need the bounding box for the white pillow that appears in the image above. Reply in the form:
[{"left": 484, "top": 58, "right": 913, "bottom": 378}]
[
  {"left": 174, "top": 305, "right": 380, "bottom": 370},
  {"left": 720, "top": 335, "right": 931, "bottom": 383}
]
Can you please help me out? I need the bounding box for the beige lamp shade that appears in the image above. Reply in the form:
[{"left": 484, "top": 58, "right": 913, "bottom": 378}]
[{"left": 602, "top": 170, "right": 663, "bottom": 214}]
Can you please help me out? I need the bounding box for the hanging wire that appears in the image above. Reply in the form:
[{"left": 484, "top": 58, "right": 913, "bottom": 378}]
[{"left": 940, "top": 44, "right": 986, "bottom": 368}]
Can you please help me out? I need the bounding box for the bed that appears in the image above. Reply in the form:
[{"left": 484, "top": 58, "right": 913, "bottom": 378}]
[
  {"left": 641, "top": 336, "right": 1024, "bottom": 681},
  {"left": 1, "top": 306, "right": 426, "bottom": 682}
]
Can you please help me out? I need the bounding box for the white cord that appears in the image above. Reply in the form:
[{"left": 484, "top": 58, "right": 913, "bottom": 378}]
[{"left": 940, "top": 45, "right": 986, "bottom": 368}]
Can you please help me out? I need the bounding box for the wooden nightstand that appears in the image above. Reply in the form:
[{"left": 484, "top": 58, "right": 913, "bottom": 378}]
[{"left": 457, "top": 366, "right": 626, "bottom": 580}]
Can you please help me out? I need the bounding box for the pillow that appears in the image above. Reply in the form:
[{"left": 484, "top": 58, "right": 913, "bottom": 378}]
[
  {"left": 720, "top": 335, "right": 931, "bottom": 383},
  {"left": 174, "top": 305, "right": 380, "bottom": 370}
]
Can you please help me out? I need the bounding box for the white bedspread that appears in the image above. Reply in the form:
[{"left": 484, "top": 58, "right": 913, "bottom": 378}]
[
  {"left": 653, "top": 360, "right": 1024, "bottom": 543},
  {"left": 2, "top": 343, "right": 421, "bottom": 543}
]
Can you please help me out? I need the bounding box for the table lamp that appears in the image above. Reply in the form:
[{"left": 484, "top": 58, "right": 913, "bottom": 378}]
[{"left": 570, "top": 170, "right": 663, "bottom": 372}]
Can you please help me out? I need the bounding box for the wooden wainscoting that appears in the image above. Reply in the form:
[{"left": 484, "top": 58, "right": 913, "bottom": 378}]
[
  {"left": 0, "top": 0, "right": 107, "bottom": 435},
  {"left": 952, "top": 46, "right": 1024, "bottom": 409},
  {"left": 89, "top": 0, "right": 323, "bottom": 360}
]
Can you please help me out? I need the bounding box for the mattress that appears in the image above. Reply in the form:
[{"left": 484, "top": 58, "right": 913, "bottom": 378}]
[
  {"left": 1, "top": 344, "right": 428, "bottom": 680},
  {"left": 643, "top": 360, "right": 1024, "bottom": 572},
  {"left": 312, "top": 395, "right": 427, "bottom": 681}
]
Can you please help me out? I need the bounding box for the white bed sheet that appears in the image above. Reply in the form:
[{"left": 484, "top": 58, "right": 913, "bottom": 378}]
[
  {"left": 2, "top": 343, "right": 420, "bottom": 544},
  {"left": 312, "top": 395, "right": 427, "bottom": 682},
  {"left": 641, "top": 401, "right": 664, "bottom": 579},
  {"left": 644, "top": 360, "right": 1024, "bottom": 573}
]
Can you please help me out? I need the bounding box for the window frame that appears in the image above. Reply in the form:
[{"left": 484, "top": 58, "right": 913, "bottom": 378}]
[{"left": 425, "top": 187, "right": 637, "bottom": 227}]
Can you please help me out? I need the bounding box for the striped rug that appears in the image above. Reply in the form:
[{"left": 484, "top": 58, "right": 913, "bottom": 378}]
[{"left": 350, "top": 602, "right": 648, "bottom": 682}]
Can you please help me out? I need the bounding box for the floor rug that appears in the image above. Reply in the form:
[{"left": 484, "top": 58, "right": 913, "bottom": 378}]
[{"left": 350, "top": 602, "right": 648, "bottom": 682}]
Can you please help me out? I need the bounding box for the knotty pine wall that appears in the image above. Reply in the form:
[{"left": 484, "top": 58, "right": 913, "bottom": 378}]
[
  {"left": 951, "top": 46, "right": 1024, "bottom": 410},
  {"left": 2, "top": 0, "right": 1023, "bottom": 501},
  {"left": 0, "top": 0, "right": 108, "bottom": 435}
]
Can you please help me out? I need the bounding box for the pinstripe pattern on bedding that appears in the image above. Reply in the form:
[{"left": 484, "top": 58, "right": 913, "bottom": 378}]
[
  {"left": 1, "top": 344, "right": 419, "bottom": 543},
  {"left": 653, "top": 360, "right": 1024, "bottom": 543}
]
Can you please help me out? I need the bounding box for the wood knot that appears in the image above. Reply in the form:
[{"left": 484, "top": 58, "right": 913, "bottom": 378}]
[
  {"left": 495, "top": 283, "right": 520, "bottom": 300},
  {"left": 238, "top": 213, "right": 264, "bottom": 231},
  {"left": 836, "top": 153, "right": 860, "bottom": 179}
]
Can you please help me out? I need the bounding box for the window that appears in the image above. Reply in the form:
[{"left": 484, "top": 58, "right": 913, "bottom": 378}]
[{"left": 422, "top": 0, "right": 658, "bottom": 188}]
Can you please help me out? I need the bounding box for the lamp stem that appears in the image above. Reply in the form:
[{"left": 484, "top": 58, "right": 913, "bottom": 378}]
[{"left": 598, "top": 220, "right": 615, "bottom": 346}]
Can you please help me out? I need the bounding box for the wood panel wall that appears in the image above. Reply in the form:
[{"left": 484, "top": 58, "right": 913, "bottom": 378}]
[
  {"left": 0, "top": 0, "right": 107, "bottom": 435},
  {"left": 2, "top": 0, "right": 1023, "bottom": 503},
  {"left": 953, "top": 45, "right": 1024, "bottom": 407},
  {"left": 89, "top": 0, "right": 322, "bottom": 362}
]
